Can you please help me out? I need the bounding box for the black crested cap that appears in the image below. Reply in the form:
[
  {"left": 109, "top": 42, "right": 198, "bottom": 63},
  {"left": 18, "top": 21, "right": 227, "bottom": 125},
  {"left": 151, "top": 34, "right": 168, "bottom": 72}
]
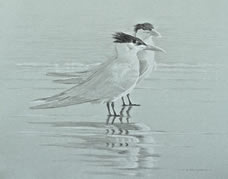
[
  {"left": 134, "top": 23, "right": 154, "bottom": 32},
  {"left": 113, "top": 32, "right": 147, "bottom": 46}
]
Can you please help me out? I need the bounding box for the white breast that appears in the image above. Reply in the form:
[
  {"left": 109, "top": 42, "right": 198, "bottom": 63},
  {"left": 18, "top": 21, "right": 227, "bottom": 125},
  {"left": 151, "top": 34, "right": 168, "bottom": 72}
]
[{"left": 137, "top": 37, "right": 156, "bottom": 84}]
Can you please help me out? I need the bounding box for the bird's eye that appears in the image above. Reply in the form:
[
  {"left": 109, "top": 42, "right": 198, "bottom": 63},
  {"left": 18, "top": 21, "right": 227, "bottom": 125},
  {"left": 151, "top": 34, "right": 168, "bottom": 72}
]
[
  {"left": 132, "top": 39, "right": 136, "bottom": 44},
  {"left": 136, "top": 41, "right": 142, "bottom": 46}
]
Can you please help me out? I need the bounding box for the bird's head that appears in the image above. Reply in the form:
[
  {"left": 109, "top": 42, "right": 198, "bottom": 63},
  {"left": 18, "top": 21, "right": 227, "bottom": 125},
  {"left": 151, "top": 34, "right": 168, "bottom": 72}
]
[
  {"left": 113, "top": 32, "right": 165, "bottom": 53},
  {"left": 113, "top": 32, "right": 147, "bottom": 52},
  {"left": 134, "top": 23, "right": 161, "bottom": 39}
]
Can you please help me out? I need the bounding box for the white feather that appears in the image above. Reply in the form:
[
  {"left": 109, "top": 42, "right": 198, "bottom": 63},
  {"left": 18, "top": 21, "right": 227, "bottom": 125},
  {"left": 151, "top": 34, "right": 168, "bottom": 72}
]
[{"left": 31, "top": 44, "right": 140, "bottom": 109}]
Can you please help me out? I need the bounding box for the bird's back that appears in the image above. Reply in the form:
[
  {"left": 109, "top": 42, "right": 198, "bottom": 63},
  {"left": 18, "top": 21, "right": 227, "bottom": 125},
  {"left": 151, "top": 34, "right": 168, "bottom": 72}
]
[
  {"left": 32, "top": 53, "right": 140, "bottom": 109},
  {"left": 81, "top": 54, "right": 140, "bottom": 102}
]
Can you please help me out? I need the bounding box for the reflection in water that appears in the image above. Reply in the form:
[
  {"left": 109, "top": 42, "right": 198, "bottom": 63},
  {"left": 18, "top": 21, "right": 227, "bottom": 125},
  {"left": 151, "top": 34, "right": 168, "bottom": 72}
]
[{"left": 33, "top": 106, "right": 160, "bottom": 177}]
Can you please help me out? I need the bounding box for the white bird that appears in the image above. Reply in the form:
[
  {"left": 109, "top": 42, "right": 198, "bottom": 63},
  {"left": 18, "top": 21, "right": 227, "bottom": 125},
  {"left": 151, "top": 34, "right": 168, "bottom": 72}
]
[
  {"left": 31, "top": 32, "right": 164, "bottom": 116},
  {"left": 47, "top": 23, "right": 164, "bottom": 106},
  {"left": 122, "top": 23, "right": 163, "bottom": 106}
]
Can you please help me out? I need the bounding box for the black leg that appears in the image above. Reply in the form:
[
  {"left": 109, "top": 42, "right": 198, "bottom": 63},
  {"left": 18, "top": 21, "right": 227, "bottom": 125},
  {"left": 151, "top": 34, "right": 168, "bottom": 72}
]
[
  {"left": 126, "top": 106, "right": 132, "bottom": 123},
  {"left": 127, "top": 94, "right": 140, "bottom": 106},
  {"left": 119, "top": 106, "right": 126, "bottom": 117},
  {"left": 126, "top": 106, "right": 132, "bottom": 117},
  {"left": 106, "top": 115, "right": 111, "bottom": 124},
  {"left": 111, "top": 116, "right": 117, "bottom": 124},
  {"left": 106, "top": 102, "right": 112, "bottom": 116},
  {"left": 122, "top": 97, "right": 127, "bottom": 106},
  {"left": 118, "top": 106, "right": 125, "bottom": 123},
  {"left": 111, "top": 102, "right": 120, "bottom": 116}
]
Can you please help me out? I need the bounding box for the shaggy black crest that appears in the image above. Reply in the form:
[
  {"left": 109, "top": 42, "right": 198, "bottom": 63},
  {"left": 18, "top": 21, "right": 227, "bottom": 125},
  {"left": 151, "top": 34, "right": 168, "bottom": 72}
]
[
  {"left": 113, "top": 32, "right": 147, "bottom": 46},
  {"left": 134, "top": 23, "right": 154, "bottom": 32}
]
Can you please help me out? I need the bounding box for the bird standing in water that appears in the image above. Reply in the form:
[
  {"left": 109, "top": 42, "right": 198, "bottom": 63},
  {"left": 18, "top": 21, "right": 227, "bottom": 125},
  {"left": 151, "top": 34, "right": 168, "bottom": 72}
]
[
  {"left": 122, "top": 23, "right": 163, "bottom": 106},
  {"left": 31, "top": 32, "right": 164, "bottom": 116},
  {"left": 47, "top": 23, "right": 164, "bottom": 106}
]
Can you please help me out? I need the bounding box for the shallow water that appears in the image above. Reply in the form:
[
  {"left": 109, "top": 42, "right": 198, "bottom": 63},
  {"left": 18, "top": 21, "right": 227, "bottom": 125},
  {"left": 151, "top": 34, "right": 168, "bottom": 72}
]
[{"left": 1, "top": 0, "right": 228, "bottom": 178}]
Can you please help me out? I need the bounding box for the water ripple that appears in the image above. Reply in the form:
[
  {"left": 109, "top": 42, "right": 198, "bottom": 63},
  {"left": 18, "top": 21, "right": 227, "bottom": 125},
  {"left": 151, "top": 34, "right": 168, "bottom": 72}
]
[{"left": 29, "top": 106, "right": 160, "bottom": 177}]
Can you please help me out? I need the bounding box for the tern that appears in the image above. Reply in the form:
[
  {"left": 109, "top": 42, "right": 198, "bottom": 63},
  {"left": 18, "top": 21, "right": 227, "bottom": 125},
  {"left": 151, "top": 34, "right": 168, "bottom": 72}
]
[
  {"left": 47, "top": 23, "right": 164, "bottom": 106},
  {"left": 31, "top": 32, "right": 164, "bottom": 116},
  {"left": 122, "top": 22, "right": 163, "bottom": 106}
]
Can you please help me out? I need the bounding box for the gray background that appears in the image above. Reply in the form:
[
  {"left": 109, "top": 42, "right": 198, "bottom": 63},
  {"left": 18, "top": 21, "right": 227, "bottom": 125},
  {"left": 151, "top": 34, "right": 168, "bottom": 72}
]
[{"left": 1, "top": 0, "right": 228, "bottom": 178}]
